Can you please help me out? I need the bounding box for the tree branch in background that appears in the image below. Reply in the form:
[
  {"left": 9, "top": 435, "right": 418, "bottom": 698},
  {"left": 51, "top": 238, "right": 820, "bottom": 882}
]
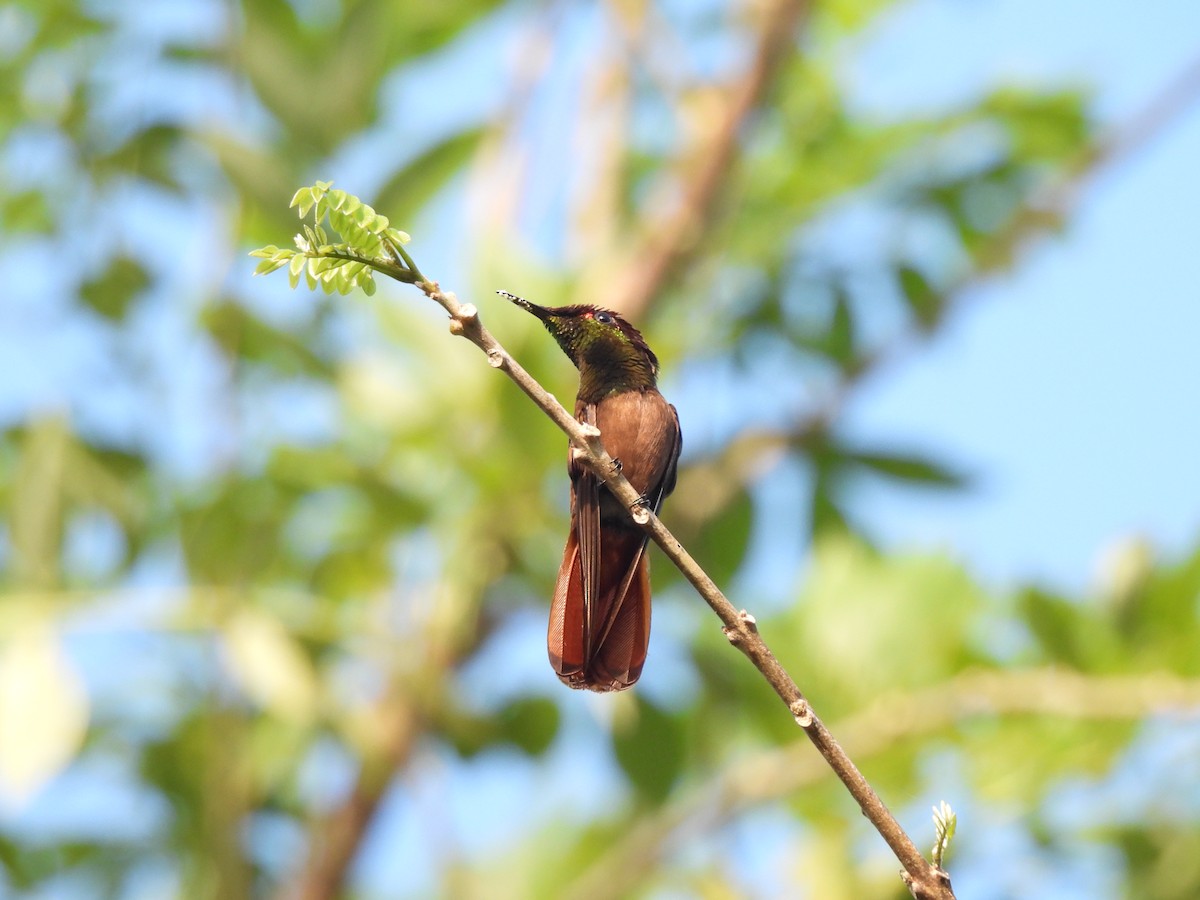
[
  {"left": 608, "top": 0, "right": 814, "bottom": 319},
  {"left": 288, "top": 696, "right": 421, "bottom": 900},
  {"left": 1042, "top": 50, "right": 1200, "bottom": 219}
]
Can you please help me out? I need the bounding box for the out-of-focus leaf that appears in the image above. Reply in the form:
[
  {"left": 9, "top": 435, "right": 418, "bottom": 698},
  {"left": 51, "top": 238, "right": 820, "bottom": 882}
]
[
  {"left": 1116, "top": 543, "right": 1200, "bottom": 673},
  {"left": 682, "top": 489, "right": 754, "bottom": 587},
  {"left": 0, "top": 189, "right": 52, "bottom": 234},
  {"left": 1018, "top": 587, "right": 1123, "bottom": 671},
  {"left": 238, "top": 0, "right": 497, "bottom": 156},
  {"left": 612, "top": 695, "right": 686, "bottom": 803},
  {"left": 982, "top": 88, "right": 1089, "bottom": 161},
  {"left": 9, "top": 417, "right": 70, "bottom": 588},
  {"left": 208, "top": 133, "right": 307, "bottom": 240},
  {"left": 223, "top": 609, "right": 318, "bottom": 724},
  {"left": 65, "top": 441, "right": 148, "bottom": 546},
  {"left": 809, "top": 451, "right": 851, "bottom": 538},
  {"left": 374, "top": 128, "right": 485, "bottom": 227},
  {"left": 497, "top": 696, "right": 559, "bottom": 756},
  {"left": 821, "top": 0, "right": 896, "bottom": 32},
  {"left": 846, "top": 447, "right": 969, "bottom": 490},
  {"left": 0, "top": 835, "right": 117, "bottom": 892},
  {"left": 826, "top": 291, "right": 855, "bottom": 365},
  {"left": 689, "top": 627, "right": 799, "bottom": 750},
  {"left": 89, "top": 123, "right": 184, "bottom": 188},
  {"left": 1107, "top": 824, "right": 1200, "bottom": 899},
  {"left": 780, "top": 535, "right": 986, "bottom": 705},
  {"left": 268, "top": 446, "right": 360, "bottom": 489},
  {"left": 310, "top": 544, "right": 391, "bottom": 597},
  {"left": 898, "top": 265, "right": 942, "bottom": 330},
  {"left": 442, "top": 706, "right": 498, "bottom": 758},
  {"left": 442, "top": 695, "right": 561, "bottom": 760},
  {"left": 964, "top": 714, "right": 1132, "bottom": 807},
  {"left": 3, "top": 420, "right": 147, "bottom": 586},
  {"left": 180, "top": 478, "right": 294, "bottom": 584},
  {"left": 200, "top": 299, "right": 333, "bottom": 376},
  {"left": 1018, "top": 587, "right": 1090, "bottom": 667},
  {"left": 0, "top": 626, "right": 88, "bottom": 804}
]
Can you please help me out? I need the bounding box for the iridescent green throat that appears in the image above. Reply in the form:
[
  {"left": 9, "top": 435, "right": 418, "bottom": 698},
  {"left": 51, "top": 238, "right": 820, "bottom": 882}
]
[{"left": 576, "top": 348, "right": 658, "bottom": 404}]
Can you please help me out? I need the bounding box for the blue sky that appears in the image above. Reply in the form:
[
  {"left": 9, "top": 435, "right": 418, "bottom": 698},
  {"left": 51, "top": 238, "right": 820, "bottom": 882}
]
[{"left": 832, "top": 0, "right": 1200, "bottom": 592}]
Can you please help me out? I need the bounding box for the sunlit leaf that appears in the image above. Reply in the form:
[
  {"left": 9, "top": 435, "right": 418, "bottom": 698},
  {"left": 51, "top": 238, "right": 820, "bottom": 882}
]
[
  {"left": 291, "top": 185, "right": 315, "bottom": 217},
  {"left": 223, "top": 609, "right": 318, "bottom": 724},
  {"left": 0, "top": 626, "right": 88, "bottom": 804}
]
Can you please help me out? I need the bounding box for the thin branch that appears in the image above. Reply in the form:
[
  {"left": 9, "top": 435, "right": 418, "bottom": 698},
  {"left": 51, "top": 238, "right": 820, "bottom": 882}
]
[
  {"left": 286, "top": 695, "right": 422, "bottom": 900},
  {"left": 320, "top": 246, "right": 419, "bottom": 284},
  {"left": 1040, "top": 50, "right": 1200, "bottom": 217},
  {"left": 405, "top": 277, "right": 954, "bottom": 900},
  {"left": 564, "top": 667, "right": 1200, "bottom": 900},
  {"left": 610, "top": 0, "right": 814, "bottom": 319},
  {"left": 277, "top": 589, "right": 510, "bottom": 900},
  {"left": 390, "top": 239, "right": 425, "bottom": 283}
]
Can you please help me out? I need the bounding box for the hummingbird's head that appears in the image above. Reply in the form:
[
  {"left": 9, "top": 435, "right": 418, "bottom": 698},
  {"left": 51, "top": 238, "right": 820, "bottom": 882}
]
[{"left": 500, "top": 292, "right": 659, "bottom": 397}]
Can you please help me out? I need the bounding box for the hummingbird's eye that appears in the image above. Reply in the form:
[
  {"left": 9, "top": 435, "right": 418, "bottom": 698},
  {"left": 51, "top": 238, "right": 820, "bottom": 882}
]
[{"left": 595, "top": 311, "right": 614, "bottom": 325}]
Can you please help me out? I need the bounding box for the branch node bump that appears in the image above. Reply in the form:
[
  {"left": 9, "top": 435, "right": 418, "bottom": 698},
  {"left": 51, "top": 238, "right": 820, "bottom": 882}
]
[
  {"left": 790, "top": 699, "right": 813, "bottom": 727},
  {"left": 739, "top": 609, "right": 758, "bottom": 630},
  {"left": 631, "top": 505, "right": 650, "bottom": 525},
  {"left": 450, "top": 303, "right": 480, "bottom": 340},
  {"left": 486, "top": 348, "right": 504, "bottom": 368},
  {"left": 578, "top": 422, "right": 601, "bottom": 440}
]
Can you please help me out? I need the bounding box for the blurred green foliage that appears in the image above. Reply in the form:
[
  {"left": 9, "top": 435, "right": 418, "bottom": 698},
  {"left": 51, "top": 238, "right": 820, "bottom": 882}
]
[{"left": 1, "top": 1, "right": 1198, "bottom": 899}]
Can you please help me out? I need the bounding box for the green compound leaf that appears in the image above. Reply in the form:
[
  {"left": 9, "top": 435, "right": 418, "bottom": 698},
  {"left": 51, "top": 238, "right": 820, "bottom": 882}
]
[{"left": 250, "top": 182, "right": 412, "bottom": 295}]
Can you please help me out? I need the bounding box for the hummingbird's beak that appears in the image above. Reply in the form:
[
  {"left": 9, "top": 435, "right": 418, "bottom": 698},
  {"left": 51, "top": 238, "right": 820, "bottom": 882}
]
[{"left": 498, "top": 290, "right": 551, "bottom": 320}]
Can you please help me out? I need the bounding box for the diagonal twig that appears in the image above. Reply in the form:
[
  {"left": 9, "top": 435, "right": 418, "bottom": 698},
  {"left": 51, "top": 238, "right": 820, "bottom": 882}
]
[{"left": 407, "top": 277, "right": 956, "bottom": 900}]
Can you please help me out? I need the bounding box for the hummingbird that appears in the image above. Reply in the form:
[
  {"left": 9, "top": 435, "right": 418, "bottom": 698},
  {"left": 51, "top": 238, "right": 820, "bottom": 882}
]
[{"left": 502, "top": 292, "right": 681, "bottom": 692}]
